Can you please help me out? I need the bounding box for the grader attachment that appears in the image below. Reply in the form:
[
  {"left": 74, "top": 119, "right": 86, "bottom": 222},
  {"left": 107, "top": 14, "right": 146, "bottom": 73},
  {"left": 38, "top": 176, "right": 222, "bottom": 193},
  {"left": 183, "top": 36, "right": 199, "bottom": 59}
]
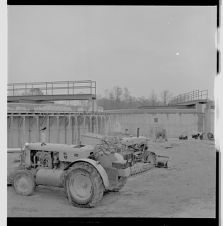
[{"left": 81, "top": 133, "right": 169, "bottom": 176}]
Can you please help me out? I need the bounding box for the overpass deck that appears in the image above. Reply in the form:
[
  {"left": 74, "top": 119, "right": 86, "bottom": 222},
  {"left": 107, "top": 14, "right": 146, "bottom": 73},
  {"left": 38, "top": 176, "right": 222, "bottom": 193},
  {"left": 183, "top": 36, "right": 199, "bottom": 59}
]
[
  {"left": 169, "top": 89, "right": 208, "bottom": 106},
  {"left": 7, "top": 80, "right": 96, "bottom": 102}
]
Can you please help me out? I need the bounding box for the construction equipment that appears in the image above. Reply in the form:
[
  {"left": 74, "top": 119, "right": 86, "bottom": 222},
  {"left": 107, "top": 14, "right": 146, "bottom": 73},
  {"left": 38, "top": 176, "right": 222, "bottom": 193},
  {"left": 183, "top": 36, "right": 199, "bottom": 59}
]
[
  {"left": 81, "top": 133, "right": 169, "bottom": 175},
  {"left": 199, "top": 132, "right": 214, "bottom": 140},
  {"left": 9, "top": 132, "right": 169, "bottom": 208},
  {"left": 10, "top": 142, "right": 133, "bottom": 208},
  {"left": 191, "top": 132, "right": 214, "bottom": 140},
  {"left": 192, "top": 132, "right": 201, "bottom": 139},
  {"left": 179, "top": 132, "right": 188, "bottom": 140}
]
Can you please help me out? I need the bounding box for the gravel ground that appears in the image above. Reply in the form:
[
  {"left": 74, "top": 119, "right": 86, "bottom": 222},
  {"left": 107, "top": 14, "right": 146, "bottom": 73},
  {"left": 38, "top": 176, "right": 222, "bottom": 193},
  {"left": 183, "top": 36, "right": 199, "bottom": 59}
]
[{"left": 7, "top": 139, "right": 216, "bottom": 217}]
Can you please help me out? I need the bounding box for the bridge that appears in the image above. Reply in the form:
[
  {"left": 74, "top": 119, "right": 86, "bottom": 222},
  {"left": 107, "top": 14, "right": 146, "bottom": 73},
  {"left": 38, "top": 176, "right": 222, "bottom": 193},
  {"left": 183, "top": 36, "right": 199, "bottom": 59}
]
[
  {"left": 7, "top": 80, "right": 96, "bottom": 103},
  {"left": 169, "top": 90, "right": 208, "bottom": 106}
]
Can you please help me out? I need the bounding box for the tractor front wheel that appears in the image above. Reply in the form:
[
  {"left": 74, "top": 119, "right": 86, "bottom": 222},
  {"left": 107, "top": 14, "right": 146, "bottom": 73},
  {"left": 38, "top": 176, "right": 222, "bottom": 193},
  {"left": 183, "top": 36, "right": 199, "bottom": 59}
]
[
  {"left": 13, "top": 170, "right": 35, "bottom": 196},
  {"left": 65, "top": 162, "right": 104, "bottom": 208}
]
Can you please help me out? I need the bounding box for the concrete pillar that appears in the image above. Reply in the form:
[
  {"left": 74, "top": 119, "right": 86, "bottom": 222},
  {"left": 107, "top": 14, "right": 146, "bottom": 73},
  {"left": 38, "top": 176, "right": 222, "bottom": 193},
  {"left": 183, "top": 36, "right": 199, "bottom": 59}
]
[
  {"left": 47, "top": 116, "right": 50, "bottom": 143},
  {"left": 18, "top": 117, "right": 22, "bottom": 148},
  {"left": 36, "top": 116, "right": 40, "bottom": 142},
  {"left": 204, "top": 102, "right": 212, "bottom": 133},
  {"left": 197, "top": 113, "right": 204, "bottom": 133},
  {"left": 23, "top": 116, "right": 26, "bottom": 145},
  {"left": 56, "top": 116, "right": 60, "bottom": 143},
  {"left": 74, "top": 116, "right": 78, "bottom": 144},
  {"left": 77, "top": 116, "right": 81, "bottom": 144},
  {"left": 107, "top": 116, "right": 111, "bottom": 135},
  {"left": 90, "top": 116, "right": 93, "bottom": 133},
  {"left": 28, "top": 117, "right": 31, "bottom": 143},
  {"left": 105, "top": 116, "right": 109, "bottom": 135},
  {"left": 83, "top": 116, "right": 86, "bottom": 133},
  {"left": 101, "top": 116, "right": 104, "bottom": 134},
  {"left": 64, "top": 116, "right": 67, "bottom": 144},
  {"left": 67, "top": 115, "right": 72, "bottom": 144},
  {"left": 95, "top": 116, "right": 98, "bottom": 134},
  {"left": 88, "top": 116, "right": 91, "bottom": 132},
  {"left": 10, "top": 116, "right": 16, "bottom": 148},
  {"left": 71, "top": 116, "right": 74, "bottom": 144},
  {"left": 196, "top": 103, "right": 203, "bottom": 113},
  {"left": 11, "top": 116, "right": 15, "bottom": 147},
  {"left": 98, "top": 116, "right": 102, "bottom": 134}
]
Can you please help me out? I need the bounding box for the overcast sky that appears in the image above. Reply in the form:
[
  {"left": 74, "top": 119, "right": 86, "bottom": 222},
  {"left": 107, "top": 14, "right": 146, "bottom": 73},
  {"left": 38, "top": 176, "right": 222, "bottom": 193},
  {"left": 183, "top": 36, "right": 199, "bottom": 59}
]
[{"left": 8, "top": 6, "right": 217, "bottom": 100}]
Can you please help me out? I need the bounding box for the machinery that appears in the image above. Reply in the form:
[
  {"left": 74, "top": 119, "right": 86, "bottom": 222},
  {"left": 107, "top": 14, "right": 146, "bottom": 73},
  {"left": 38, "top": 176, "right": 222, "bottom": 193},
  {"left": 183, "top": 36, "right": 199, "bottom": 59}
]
[
  {"left": 11, "top": 142, "right": 133, "bottom": 208},
  {"left": 86, "top": 134, "right": 169, "bottom": 174},
  {"left": 179, "top": 132, "right": 188, "bottom": 140},
  {"left": 119, "top": 136, "right": 158, "bottom": 165},
  {"left": 10, "top": 134, "right": 169, "bottom": 208},
  {"left": 191, "top": 132, "right": 214, "bottom": 140},
  {"left": 199, "top": 132, "right": 214, "bottom": 140}
]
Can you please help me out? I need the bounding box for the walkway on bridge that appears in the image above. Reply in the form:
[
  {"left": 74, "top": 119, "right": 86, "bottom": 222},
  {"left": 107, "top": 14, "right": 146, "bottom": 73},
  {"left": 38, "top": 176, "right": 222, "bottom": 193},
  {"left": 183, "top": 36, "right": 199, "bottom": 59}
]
[
  {"left": 169, "top": 90, "right": 208, "bottom": 106},
  {"left": 7, "top": 80, "right": 96, "bottom": 103}
]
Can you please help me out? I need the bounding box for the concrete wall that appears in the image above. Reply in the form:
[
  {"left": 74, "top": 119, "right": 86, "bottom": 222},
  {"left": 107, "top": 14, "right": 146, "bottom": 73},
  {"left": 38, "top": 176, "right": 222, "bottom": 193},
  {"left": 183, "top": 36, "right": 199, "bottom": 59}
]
[
  {"left": 7, "top": 115, "right": 108, "bottom": 148},
  {"left": 7, "top": 103, "right": 214, "bottom": 148},
  {"left": 106, "top": 111, "right": 199, "bottom": 139},
  {"left": 105, "top": 104, "right": 214, "bottom": 138}
]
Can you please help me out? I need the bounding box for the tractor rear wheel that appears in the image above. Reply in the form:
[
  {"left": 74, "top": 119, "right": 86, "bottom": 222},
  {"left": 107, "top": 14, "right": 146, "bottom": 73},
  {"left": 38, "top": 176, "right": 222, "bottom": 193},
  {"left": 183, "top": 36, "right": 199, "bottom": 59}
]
[
  {"left": 65, "top": 162, "right": 104, "bottom": 208},
  {"left": 13, "top": 170, "right": 35, "bottom": 196}
]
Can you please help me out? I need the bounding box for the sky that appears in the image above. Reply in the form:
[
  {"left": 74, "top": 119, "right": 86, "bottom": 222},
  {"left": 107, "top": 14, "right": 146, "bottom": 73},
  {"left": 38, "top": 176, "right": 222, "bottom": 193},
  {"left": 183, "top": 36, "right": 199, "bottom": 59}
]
[{"left": 8, "top": 6, "right": 217, "bottom": 100}]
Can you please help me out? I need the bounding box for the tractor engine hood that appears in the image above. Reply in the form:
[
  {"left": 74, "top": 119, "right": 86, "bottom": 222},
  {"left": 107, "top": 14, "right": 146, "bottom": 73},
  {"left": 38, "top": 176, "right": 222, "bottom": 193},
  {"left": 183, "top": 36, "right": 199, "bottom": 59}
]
[{"left": 24, "top": 143, "right": 95, "bottom": 162}]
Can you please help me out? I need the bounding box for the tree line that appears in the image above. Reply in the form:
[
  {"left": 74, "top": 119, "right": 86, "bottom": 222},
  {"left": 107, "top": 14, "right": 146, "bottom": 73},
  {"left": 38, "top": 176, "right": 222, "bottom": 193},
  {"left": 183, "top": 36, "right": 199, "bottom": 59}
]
[{"left": 97, "top": 87, "right": 173, "bottom": 110}]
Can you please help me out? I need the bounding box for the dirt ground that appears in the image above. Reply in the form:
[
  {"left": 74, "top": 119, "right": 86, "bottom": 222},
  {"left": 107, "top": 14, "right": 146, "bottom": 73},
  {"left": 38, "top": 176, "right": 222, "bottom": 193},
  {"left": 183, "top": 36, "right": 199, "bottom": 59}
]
[{"left": 7, "top": 139, "right": 216, "bottom": 217}]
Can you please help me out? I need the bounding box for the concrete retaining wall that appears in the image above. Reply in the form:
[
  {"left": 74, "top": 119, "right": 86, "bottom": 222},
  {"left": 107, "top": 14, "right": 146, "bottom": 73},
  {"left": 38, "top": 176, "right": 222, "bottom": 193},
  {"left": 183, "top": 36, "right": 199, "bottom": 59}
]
[{"left": 7, "top": 104, "right": 214, "bottom": 148}]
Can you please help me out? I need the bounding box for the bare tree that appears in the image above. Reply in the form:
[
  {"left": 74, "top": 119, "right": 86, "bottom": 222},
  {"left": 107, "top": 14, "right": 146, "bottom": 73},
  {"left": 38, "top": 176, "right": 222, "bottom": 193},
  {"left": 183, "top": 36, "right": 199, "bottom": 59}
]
[
  {"left": 97, "top": 87, "right": 165, "bottom": 109},
  {"left": 123, "top": 87, "right": 131, "bottom": 102},
  {"left": 22, "top": 88, "right": 44, "bottom": 96},
  {"left": 113, "top": 86, "right": 123, "bottom": 102},
  {"left": 160, "top": 90, "right": 172, "bottom": 105},
  {"left": 149, "top": 90, "right": 158, "bottom": 106}
]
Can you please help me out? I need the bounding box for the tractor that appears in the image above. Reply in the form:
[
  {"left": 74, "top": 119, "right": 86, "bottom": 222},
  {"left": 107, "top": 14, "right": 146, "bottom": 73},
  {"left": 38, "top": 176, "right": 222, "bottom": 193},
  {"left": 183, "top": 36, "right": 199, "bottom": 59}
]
[{"left": 10, "top": 142, "right": 134, "bottom": 208}]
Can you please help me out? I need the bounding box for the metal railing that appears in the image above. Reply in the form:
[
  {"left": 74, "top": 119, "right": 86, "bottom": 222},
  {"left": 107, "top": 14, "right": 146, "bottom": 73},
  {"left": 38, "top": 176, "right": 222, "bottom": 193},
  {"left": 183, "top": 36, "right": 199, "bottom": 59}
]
[
  {"left": 169, "top": 90, "right": 208, "bottom": 105},
  {"left": 7, "top": 80, "right": 96, "bottom": 97}
]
